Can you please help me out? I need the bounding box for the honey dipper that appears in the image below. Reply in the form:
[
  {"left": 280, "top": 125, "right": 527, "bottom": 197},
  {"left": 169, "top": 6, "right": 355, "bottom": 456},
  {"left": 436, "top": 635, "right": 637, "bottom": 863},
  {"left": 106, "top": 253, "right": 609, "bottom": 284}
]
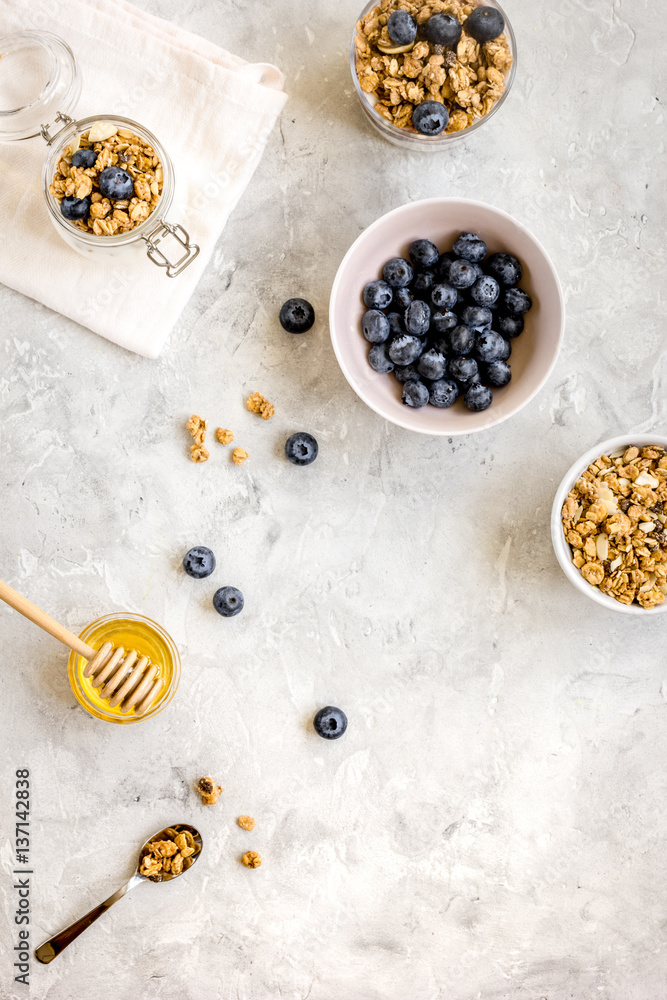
[{"left": 0, "top": 580, "right": 163, "bottom": 716}]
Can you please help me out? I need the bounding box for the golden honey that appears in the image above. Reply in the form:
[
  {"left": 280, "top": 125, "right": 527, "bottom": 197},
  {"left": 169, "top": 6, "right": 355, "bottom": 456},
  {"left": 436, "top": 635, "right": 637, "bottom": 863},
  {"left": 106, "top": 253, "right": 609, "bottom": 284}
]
[{"left": 68, "top": 613, "right": 180, "bottom": 724}]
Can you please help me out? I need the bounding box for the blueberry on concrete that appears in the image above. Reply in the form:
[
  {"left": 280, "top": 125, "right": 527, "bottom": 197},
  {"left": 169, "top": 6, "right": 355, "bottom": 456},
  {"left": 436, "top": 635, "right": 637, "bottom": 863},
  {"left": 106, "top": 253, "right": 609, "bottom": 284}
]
[
  {"left": 99, "top": 165, "right": 134, "bottom": 200},
  {"left": 388, "top": 334, "right": 424, "bottom": 366},
  {"left": 465, "top": 5, "right": 505, "bottom": 42},
  {"left": 285, "top": 432, "right": 319, "bottom": 465},
  {"left": 448, "top": 324, "right": 475, "bottom": 356},
  {"left": 496, "top": 313, "right": 524, "bottom": 338},
  {"left": 383, "top": 257, "right": 414, "bottom": 288},
  {"left": 482, "top": 360, "right": 512, "bottom": 387},
  {"left": 412, "top": 101, "right": 449, "bottom": 136},
  {"left": 429, "top": 378, "right": 459, "bottom": 408},
  {"left": 60, "top": 196, "right": 91, "bottom": 221},
  {"left": 280, "top": 298, "right": 315, "bottom": 333},
  {"left": 183, "top": 546, "right": 216, "bottom": 579},
  {"left": 409, "top": 239, "right": 440, "bottom": 269},
  {"left": 503, "top": 287, "right": 533, "bottom": 316},
  {"left": 362, "top": 310, "right": 391, "bottom": 344},
  {"left": 452, "top": 232, "right": 487, "bottom": 262},
  {"left": 417, "top": 349, "right": 448, "bottom": 381},
  {"left": 402, "top": 380, "right": 430, "bottom": 408},
  {"left": 71, "top": 148, "right": 97, "bottom": 169},
  {"left": 464, "top": 382, "right": 494, "bottom": 411},
  {"left": 448, "top": 259, "right": 478, "bottom": 289},
  {"left": 424, "top": 12, "right": 462, "bottom": 46},
  {"left": 368, "top": 344, "right": 395, "bottom": 374},
  {"left": 387, "top": 9, "right": 418, "bottom": 45},
  {"left": 313, "top": 706, "right": 347, "bottom": 740},
  {"left": 431, "top": 282, "right": 458, "bottom": 310},
  {"left": 404, "top": 300, "right": 431, "bottom": 337},
  {"left": 363, "top": 280, "right": 393, "bottom": 310},
  {"left": 213, "top": 586, "right": 244, "bottom": 617},
  {"left": 470, "top": 274, "right": 500, "bottom": 307},
  {"left": 486, "top": 252, "right": 522, "bottom": 287}
]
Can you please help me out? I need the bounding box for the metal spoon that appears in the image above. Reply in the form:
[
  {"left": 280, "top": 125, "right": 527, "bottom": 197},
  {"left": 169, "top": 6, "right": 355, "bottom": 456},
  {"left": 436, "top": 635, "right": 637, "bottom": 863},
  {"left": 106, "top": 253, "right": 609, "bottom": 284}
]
[{"left": 35, "top": 823, "right": 202, "bottom": 964}]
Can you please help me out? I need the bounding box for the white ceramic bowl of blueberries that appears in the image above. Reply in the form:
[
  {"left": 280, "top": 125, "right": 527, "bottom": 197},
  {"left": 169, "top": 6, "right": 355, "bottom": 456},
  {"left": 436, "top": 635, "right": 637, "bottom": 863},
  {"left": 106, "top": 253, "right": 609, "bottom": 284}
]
[{"left": 329, "top": 198, "right": 564, "bottom": 435}]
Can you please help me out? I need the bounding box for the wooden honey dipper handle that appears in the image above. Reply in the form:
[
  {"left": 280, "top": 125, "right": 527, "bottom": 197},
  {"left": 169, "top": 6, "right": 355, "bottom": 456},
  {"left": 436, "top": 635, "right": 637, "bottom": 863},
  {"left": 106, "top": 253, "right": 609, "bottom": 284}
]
[{"left": 0, "top": 579, "right": 95, "bottom": 659}]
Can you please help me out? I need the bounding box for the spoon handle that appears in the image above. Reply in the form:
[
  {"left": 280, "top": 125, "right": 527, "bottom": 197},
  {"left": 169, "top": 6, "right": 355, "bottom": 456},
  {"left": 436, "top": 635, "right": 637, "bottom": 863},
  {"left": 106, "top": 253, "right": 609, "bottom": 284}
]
[{"left": 35, "top": 874, "right": 145, "bottom": 963}]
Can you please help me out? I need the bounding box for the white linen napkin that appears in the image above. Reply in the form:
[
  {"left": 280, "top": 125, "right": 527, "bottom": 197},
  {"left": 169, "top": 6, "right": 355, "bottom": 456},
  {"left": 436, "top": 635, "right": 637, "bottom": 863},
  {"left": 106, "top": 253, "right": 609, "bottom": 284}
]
[{"left": 0, "top": 0, "right": 287, "bottom": 357}]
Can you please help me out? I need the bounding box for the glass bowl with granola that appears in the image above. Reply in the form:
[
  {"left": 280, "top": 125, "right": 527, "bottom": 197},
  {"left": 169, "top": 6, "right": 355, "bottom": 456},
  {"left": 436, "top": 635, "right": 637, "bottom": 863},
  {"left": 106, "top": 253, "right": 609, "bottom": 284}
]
[
  {"left": 551, "top": 435, "right": 667, "bottom": 616},
  {"left": 351, "top": 0, "right": 515, "bottom": 149}
]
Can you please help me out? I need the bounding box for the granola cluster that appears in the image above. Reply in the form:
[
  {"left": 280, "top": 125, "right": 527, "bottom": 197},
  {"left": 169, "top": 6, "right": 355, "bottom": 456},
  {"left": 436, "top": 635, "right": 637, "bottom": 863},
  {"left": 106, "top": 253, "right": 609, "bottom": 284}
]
[
  {"left": 561, "top": 445, "right": 667, "bottom": 609},
  {"left": 242, "top": 851, "right": 262, "bottom": 869},
  {"left": 139, "top": 828, "right": 198, "bottom": 881},
  {"left": 187, "top": 414, "right": 209, "bottom": 463},
  {"left": 355, "top": 0, "right": 512, "bottom": 133},
  {"left": 49, "top": 122, "right": 163, "bottom": 235},
  {"left": 246, "top": 392, "right": 275, "bottom": 421},
  {"left": 196, "top": 776, "right": 223, "bottom": 805},
  {"left": 238, "top": 815, "right": 255, "bottom": 831}
]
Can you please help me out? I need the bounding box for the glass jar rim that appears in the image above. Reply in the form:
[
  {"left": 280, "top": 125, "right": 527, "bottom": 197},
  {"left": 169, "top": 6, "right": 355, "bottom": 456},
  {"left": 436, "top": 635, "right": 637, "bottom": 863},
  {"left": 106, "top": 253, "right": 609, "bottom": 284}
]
[
  {"left": 0, "top": 30, "right": 81, "bottom": 142},
  {"left": 42, "top": 113, "right": 173, "bottom": 245},
  {"left": 350, "top": 0, "right": 517, "bottom": 146}
]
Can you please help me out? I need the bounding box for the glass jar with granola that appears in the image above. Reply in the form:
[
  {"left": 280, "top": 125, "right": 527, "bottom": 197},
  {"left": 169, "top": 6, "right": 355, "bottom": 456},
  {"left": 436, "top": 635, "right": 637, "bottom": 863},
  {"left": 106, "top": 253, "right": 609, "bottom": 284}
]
[
  {"left": 351, "top": 0, "right": 516, "bottom": 150},
  {"left": 0, "top": 30, "right": 199, "bottom": 276}
]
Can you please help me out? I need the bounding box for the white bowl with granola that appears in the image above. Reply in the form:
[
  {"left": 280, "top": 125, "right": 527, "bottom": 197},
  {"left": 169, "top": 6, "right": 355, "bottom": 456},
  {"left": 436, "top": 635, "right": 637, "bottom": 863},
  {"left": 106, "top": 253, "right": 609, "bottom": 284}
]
[
  {"left": 352, "top": 0, "right": 515, "bottom": 149},
  {"left": 552, "top": 435, "right": 667, "bottom": 616}
]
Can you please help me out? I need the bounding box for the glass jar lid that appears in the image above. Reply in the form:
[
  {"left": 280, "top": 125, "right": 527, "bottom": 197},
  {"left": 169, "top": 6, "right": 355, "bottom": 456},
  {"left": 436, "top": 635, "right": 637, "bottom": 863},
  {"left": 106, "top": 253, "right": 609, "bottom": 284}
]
[{"left": 0, "top": 30, "right": 80, "bottom": 142}]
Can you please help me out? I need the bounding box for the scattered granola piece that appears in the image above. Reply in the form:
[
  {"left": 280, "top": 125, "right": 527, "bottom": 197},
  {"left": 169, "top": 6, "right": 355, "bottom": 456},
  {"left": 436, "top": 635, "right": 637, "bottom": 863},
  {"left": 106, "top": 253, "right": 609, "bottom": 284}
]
[
  {"left": 190, "top": 444, "right": 209, "bottom": 463},
  {"left": 241, "top": 851, "right": 262, "bottom": 869},
  {"left": 238, "top": 816, "right": 255, "bottom": 831},
  {"left": 197, "top": 776, "right": 223, "bottom": 805},
  {"left": 246, "top": 392, "right": 275, "bottom": 421},
  {"left": 187, "top": 414, "right": 207, "bottom": 446},
  {"left": 216, "top": 427, "right": 234, "bottom": 445},
  {"left": 232, "top": 448, "right": 249, "bottom": 466},
  {"left": 562, "top": 444, "right": 667, "bottom": 608}
]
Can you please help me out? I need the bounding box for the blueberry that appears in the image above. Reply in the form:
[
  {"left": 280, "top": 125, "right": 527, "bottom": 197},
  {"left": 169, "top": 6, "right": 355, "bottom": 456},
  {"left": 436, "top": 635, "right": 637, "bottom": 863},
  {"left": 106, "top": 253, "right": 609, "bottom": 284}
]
[
  {"left": 503, "top": 287, "right": 533, "bottom": 316},
  {"left": 412, "top": 101, "right": 449, "bottom": 136},
  {"left": 182, "top": 546, "right": 216, "bottom": 579},
  {"left": 98, "top": 165, "right": 134, "bottom": 201},
  {"left": 285, "top": 432, "right": 318, "bottom": 465},
  {"left": 411, "top": 271, "right": 434, "bottom": 301},
  {"left": 448, "top": 259, "right": 478, "bottom": 289},
  {"left": 71, "top": 148, "right": 97, "bottom": 169},
  {"left": 409, "top": 239, "right": 440, "bottom": 269},
  {"left": 394, "top": 363, "right": 421, "bottom": 384},
  {"left": 464, "top": 383, "right": 494, "bottom": 411},
  {"left": 363, "top": 280, "right": 393, "bottom": 310},
  {"left": 383, "top": 257, "right": 414, "bottom": 288},
  {"left": 404, "top": 300, "right": 431, "bottom": 337},
  {"left": 462, "top": 305, "right": 493, "bottom": 330},
  {"left": 394, "top": 286, "right": 413, "bottom": 310},
  {"left": 387, "top": 9, "right": 418, "bottom": 45},
  {"left": 497, "top": 336, "right": 511, "bottom": 361},
  {"left": 452, "top": 232, "right": 487, "bottom": 262},
  {"left": 474, "top": 329, "right": 507, "bottom": 363},
  {"left": 388, "top": 334, "right": 423, "bottom": 366},
  {"left": 362, "top": 310, "right": 391, "bottom": 344},
  {"left": 470, "top": 274, "right": 500, "bottom": 307},
  {"left": 387, "top": 312, "right": 405, "bottom": 336},
  {"left": 368, "top": 344, "right": 395, "bottom": 374},
  {"left": 436, "top": 252, "right": 456, "bottom": 280},
  {"left": 424, "top": 12, "right": 462, "bottom": 45},
  {"left": 280, "top": 298, "right": 315, "bottom": 333},
  {"left": 60, "top": 196, "right": 91, "bottom": 221},
  {"left": 431, "top": 310, "right": 458, "bottom": 337},
  {"left": 482, "top": 360, "right": 512, "bottom": 387},
  {"left": 429, "top": 378, "right": 459, "bottom": 408},
  {"left": 449, "top": 356, "right": 479, "bottom": 384},
  {"left": 431, "top": 282, "right": 458, "bottom": 310},
  {"left": 486, "top": 252, "right": 522, "bottom": 287},
  {"left": 417, "top": 349, "right": 448, "bottom": 381},
  {"left": 213, "top": 586, "right": 244, "bottom": 617},
  {"left": 496, "top": 313, "right": 524, "bottom": 338},
  {"left": 466, "top": 5, "right": 505, "bottom": 42},
  {"left": 313, "top": 706, "right": 347, "bottom": 740},
  {"left": 449, "top": 324, "right": 475, "bottom": 356},
  {"left": 402, "top": 380, "right": 430, "bottom": 408}
]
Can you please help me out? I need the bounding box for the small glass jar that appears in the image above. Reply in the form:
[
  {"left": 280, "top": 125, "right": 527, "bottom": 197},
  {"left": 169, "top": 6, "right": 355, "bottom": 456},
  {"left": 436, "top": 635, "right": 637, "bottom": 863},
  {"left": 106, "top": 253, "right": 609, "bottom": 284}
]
[
  {"left": 68, "top": 613, "right": 181, "bottom": 725},
  {"left": 0, "top": 30, "right": 199, "bottom": 276},
  {"left": 350, "top": 0, "right": 516, "bottom": 151}
]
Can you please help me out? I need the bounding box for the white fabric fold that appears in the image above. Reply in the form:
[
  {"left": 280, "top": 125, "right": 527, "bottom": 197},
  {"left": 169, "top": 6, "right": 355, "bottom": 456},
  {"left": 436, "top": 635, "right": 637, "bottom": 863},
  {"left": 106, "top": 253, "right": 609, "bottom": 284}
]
[{"left": 0, "top": 0, "right": 287, "bottom": 357}]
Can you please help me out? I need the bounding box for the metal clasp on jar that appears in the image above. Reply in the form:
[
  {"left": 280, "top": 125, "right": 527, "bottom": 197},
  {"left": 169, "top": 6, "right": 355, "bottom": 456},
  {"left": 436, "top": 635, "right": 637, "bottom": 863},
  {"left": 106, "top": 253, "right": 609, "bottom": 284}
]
[
  {"left": 142, "top": 221, "right": 200, "bottom": 278},
  {"left": 40, "top": 112, "right": 75, "bottom": 145}
]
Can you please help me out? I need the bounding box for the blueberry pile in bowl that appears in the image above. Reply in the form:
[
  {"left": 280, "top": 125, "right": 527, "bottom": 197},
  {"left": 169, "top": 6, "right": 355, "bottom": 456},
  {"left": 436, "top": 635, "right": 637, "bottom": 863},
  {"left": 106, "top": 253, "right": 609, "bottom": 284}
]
[{"left": 361, "top": 231, "right": 533, "bottom": 412}]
